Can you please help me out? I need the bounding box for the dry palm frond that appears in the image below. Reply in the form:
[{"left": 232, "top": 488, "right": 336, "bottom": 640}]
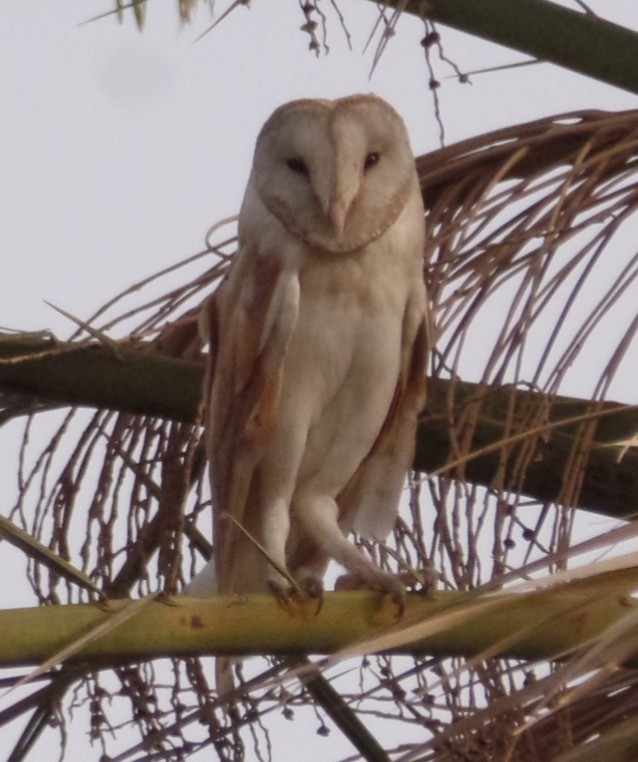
[
  {"left": 398, "top": 108, "right": 638, "bottom": 760},
  {"left": 2, "top": 109, "right": 638, "bottom": 760}
]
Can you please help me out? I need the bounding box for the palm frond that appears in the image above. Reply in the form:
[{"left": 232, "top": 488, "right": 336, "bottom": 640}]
[
  {"left": 2, "top": 109, "right": 638, "bottom": 759},
  {"left": 106, "top": 2, "right": 638, "bottom": 96}
]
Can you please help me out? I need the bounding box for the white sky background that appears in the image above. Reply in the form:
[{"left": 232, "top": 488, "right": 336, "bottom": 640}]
[{"left": 1, "top": 1, "right": 638, "bottom": 760}]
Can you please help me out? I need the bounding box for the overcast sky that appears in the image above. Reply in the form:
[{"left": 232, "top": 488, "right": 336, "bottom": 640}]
[
  {"left": 1, "top": 2, "right": 638, "bottom": 760},
  {"left": 1, "top": 2, "right": 636, "bottom": 339}
]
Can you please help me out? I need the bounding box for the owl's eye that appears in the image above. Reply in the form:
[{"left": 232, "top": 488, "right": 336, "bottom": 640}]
[
  {"left": 364, "top": 152, "right": 380, "bottom": 171},
  {"left": 286, "top": 158, "right": 309, "bottom": 176}
]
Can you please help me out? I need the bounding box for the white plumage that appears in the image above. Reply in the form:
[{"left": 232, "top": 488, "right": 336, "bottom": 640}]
[{"left": 187, "top": 94, "right": 428, "bottom": 605}]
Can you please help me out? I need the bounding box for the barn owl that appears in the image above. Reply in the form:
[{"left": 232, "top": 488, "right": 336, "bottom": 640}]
[{"left": 186, "top": 94, "right": 428, "bottom": 607}]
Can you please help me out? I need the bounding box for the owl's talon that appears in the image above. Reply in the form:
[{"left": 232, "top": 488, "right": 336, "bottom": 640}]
[
  {"left": 298, "top": 574, "right": 324, "bottom": 615},
  {"left": 268, "top": 574, "right": 324, "bottom": 615},
  {"left": 267, "top": 579, "right": 296, "bottom": 605},
  {"left": 336, "top": 571, "right": 405, "bottom": 618},
  {"left": 374, "top": 576, "right": 406, "bottom": 619},
  {"left": 297, "top": 573, "right": 324, "bottom": 600}
]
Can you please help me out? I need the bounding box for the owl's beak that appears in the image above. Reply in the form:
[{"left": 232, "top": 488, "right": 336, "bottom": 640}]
[
  {"left": 327, "top": 199, "right": 348, "bottom": 240},
  {"left": 321, "top": 167, "right": 359, "bottom": 240}
]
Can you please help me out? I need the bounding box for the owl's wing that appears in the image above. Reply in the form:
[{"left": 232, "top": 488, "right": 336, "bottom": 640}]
[
  {"left": 338, "top": 291, "right": 429, "bottom": 541},
  {"left": 199, "top": 244, "right": 300, "bottom": 593}
]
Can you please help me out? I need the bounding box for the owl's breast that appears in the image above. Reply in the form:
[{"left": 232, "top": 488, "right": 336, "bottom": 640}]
[{"left": 271, "top": 251, "right": 406, "bottom": 496}]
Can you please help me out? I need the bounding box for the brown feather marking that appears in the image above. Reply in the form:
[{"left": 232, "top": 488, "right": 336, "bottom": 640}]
[{"left": 203, "top": 249, "right": 297, "bottom": 592}]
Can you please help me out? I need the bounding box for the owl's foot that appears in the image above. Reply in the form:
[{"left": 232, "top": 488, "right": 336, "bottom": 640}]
[
  {"left": 268, "top": 573, "right": 324, "bottom": 615},
  {"left": 267, "top": 579, "right": 292, "bottom": 604},
  {"left": 296, "top": 572, "right": 324, "bottom": 600},
  {"left": 336, "top": 571, "right": 405, "bottom": 618}
]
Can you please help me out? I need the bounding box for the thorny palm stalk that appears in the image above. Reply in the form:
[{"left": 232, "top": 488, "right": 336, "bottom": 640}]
[{"left": 2, "top": 109, "right": 638, "bottom": 761}]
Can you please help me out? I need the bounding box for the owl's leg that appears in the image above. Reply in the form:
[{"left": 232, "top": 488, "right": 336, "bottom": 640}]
[
  {"left": 294, "top": 492, "right": 405, "bottom": 612},
  {"left": 261, "top": 496, "right": 292, "bottom": 594},
  {"left": 262, "top": 499, "right": 324, "bottom": 602}
]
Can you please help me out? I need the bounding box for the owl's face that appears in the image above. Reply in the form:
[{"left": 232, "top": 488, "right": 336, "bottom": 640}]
[{"left": 251, "top": 95, "right": 417, "bottom": 254}]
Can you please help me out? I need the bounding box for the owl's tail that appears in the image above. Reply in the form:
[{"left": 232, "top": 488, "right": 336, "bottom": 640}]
[{"left": 182, "top": 558, "right": 217, "bottom": 596}]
